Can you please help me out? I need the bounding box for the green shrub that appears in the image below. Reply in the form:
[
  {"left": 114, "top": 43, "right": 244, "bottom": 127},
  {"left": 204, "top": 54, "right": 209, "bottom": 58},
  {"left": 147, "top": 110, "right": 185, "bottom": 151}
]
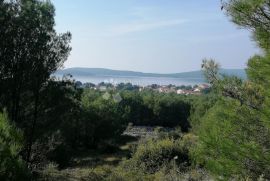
[
  {"left": 0, "top": 112, "right": 29, "bottom": 180},
  {"left": 122, "top": 138, "right": 190, "bottom": 174},
  {"left": 156, "top": 127, "right": 183, "bottom": 140},
  {"left": 152, "top": 167, "right": 211, "bottom": 181}
]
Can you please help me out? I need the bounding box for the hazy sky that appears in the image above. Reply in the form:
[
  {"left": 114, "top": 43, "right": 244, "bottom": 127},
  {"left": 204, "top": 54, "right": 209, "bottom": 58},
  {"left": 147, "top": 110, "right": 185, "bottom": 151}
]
[{"left": 52, "top": 0, "right": 259, "bottom": 73}]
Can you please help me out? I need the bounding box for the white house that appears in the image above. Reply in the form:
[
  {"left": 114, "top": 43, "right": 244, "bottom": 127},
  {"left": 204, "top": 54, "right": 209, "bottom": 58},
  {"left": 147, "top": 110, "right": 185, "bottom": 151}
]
[{"left": 177, "top": 89, "right": 185, "bottom": 95}]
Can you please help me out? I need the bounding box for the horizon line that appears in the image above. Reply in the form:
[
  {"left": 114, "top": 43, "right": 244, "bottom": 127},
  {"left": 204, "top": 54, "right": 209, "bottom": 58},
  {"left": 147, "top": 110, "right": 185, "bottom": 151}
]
[{"left": 59, "top": 67, "right": 246, "bottom": 75}]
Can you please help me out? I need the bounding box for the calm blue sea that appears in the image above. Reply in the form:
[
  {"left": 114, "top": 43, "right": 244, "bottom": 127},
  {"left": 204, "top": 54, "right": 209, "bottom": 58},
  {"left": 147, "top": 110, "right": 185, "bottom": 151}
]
[{"left": 54, "top": 75, "right": 205, "bottom": 86}]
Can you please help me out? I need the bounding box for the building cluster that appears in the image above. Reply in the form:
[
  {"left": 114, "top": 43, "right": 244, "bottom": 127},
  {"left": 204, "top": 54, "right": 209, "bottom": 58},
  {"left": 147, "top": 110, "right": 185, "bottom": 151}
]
[
  {"left": 77, "top": 81, "right": 210, "bottom": 95},
  {"left": 143, "top": 84, "right": 210, "bottom": 95}
]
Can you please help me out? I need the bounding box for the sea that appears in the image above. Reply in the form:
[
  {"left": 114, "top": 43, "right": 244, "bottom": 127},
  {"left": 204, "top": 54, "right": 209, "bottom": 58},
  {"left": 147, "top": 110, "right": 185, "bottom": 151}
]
[{"left": 54, "top": 75, "right": 206, "bottom": 86}]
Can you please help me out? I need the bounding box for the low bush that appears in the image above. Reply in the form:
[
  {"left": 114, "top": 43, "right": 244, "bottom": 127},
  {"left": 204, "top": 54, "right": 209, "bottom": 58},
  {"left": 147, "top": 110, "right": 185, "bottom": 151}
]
[
  {"left": 121, "top": 138, "right": 190, "bottom": 174},
  {"left": 107, "top": 161, "right": 210, "bottom": 181}
]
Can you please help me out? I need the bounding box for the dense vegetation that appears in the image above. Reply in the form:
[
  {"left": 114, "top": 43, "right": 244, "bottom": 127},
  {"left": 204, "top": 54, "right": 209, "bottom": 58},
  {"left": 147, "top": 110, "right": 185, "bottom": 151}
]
[{"left": 1, "top": 0, "right": 270, "bottom": 180}]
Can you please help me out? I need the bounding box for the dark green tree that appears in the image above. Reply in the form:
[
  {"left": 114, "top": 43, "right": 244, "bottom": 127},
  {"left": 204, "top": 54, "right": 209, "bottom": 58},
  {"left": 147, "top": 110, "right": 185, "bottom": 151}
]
[
  {"left": 0, "top": 0, "right": 71, "bottom": 166},
  {"left": 194, "top": 1, "right": 270, "bottom": 176},
  {"left": 80, "top": 90, "right": 128, "bottom": 148}
]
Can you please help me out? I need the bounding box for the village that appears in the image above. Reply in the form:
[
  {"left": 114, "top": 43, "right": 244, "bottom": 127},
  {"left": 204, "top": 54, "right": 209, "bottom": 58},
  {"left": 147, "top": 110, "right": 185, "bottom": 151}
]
[
  {"left": 76, "top": 81, "right": 210, "bottom": 95},
  {"left": 148, "top": 83, "right": 210, "bottom": 95}
]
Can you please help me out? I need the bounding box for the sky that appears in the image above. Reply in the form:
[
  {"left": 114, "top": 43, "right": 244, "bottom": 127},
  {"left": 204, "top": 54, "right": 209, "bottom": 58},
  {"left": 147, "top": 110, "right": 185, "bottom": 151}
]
[{"left": 52, "top": 0, "right": 260, "bottom": 73}]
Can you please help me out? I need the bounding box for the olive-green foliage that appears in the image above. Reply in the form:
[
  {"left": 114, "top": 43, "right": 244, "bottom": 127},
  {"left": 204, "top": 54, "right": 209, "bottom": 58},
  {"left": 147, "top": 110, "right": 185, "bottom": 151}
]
[
  {"left": 193, "top": 99, "right": 270, "bottom": 179},
  {"left": 119, "top": 91, "right": 151, "bottom": 126},
  {"left": 80, "top": 89, "right": 128, "bottom": 148},
  {"left": 120, "top": 138, "right": 190, "bottom": 174},
  {"left": 79, "top": 89, "right": 191, "bottom": 149},
  {"left": 117, "top": 83, "right": 140, "bottom": 91},
  {"left": 25, "top": 78, "right": 82, "bottom": 168},
  {"left": 247, "top": 54, "right": 270, "bottom": 128},
  {"left": 0, "top": 112, "right": 29, "bottom": 181},
  {"left": 247, "top": 54, "right": 270, "bottom": 87},
  {"left": 223, "top": 0, "right": 270, "bottom": 119},
  {"left": 189, "top": 94, "right": 218, "bottom": 132},
  {"left": 120, "top": 90, "right": 191, "bottom": 131},
  {"left": 0, "top": 0, "right": 71, "bottom": 168},
  {"left": 0, "top": 0, "right": 71, "bottom": 124},
  {"left": 36, "top": 78, "right": 82, "bottom": 140},
  {"left": 107, "top": 166, "right": 210, "bottom": 181},
  {"left": 192, "top": 1, "right": 270, "bottom": 179},
  {"left": 105, "top": 134, "right": 200, "bottom": 181},
  {"left": 37, "top": 133, "right": 204, "bottom": 181},
  {"left": 224, "top": 0, "right": 270, "bottom": 127},
  {"left": 224, "top": 0, "right": 270, "bottom": 50}
]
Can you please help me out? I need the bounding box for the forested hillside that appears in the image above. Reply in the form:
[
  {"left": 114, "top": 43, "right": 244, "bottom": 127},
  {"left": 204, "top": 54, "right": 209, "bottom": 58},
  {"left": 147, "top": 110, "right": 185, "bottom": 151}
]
[
  {"left": 0, "top": 0, "right": 270, "bottom": 180},
  {"left": 56, "top": 67, "right": 247, "bottom": 79}
]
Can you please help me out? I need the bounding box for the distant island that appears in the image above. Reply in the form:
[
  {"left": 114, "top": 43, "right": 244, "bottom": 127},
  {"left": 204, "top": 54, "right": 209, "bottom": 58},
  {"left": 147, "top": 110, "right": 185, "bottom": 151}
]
[{"left": 55, "top": 67, "right": 247, "bottom": 80}]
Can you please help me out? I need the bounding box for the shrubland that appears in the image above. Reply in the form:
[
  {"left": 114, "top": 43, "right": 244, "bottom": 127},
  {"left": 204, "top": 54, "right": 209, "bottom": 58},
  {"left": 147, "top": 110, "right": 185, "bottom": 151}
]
[{"left": 1, "top": 0, "right": 270, "bottom": 180}]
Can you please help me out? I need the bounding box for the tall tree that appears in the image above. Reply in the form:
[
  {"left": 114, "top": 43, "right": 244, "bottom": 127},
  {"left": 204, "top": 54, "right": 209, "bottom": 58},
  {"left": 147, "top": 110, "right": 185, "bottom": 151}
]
[
  {"left": 0, "top": 0, "right": 71, "bottom": 167},
  {"left": 193, "top": 1, "right": 270, "bottom": 179},
  {"left": 223, "top": 0, "right": 270, "bottom": 131}
]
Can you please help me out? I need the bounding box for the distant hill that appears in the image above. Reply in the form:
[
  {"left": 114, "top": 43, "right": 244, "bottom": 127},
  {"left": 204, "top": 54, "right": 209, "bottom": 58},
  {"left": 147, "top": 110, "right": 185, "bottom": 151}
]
[{"left": 55, "top": 68, "right": 247, "bottom": 80}]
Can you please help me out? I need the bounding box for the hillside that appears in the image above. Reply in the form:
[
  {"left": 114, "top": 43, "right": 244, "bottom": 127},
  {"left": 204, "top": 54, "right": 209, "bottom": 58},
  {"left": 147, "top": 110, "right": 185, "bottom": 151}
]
[{"left": 56, "top": 67, "right": 247, "bottom": 79}]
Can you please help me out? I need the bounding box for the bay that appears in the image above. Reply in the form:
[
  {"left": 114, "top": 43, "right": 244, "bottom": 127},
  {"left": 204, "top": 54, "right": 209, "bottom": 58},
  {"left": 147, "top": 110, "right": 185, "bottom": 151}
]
[{"left": 55, "top": 75, "right": 206, "bottom": 86}]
